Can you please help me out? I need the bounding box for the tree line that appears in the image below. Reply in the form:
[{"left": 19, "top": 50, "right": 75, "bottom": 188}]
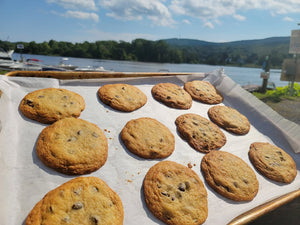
[{"left": 0, "top": 38, "right": 291, "bottom": 68}]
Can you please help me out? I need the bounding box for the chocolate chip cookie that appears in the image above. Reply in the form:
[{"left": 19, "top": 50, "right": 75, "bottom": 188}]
[
  {"left": 25, "top": 176, "right": 123, "bottom": 225},
  {"left": 175, "top": 113, "right": 226, "bottom": 153},
  {"left": 151, "top": 83, "right": 192, "bottom": 109},
  {"left": 249, "top": 142, "right": 297, "bottom": 183},
  {"left": 36, "top": 117, "right": 108, "bottom": 175},
  {"left": 19, "top": 88, "right": 85, "bottom": 124},
  {"left": 184, "top": 80, "right": 223, "bottom": 104},
  {"left": 208, "top": 105, "right": 250, "bottom": 135},
  {"left": 98, "top": 83, "right": 147, "bottom": 112},
  {"left": 121, "top": 117, "right": 175, "bottom": 159},
  {"left": 201, "top": 151, "right": 259, "bottom": 201},
  {"left": 143, "top": 161, "right": 208, "bottom": 225}
]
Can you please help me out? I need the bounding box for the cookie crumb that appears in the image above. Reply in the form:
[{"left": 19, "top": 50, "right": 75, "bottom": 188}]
[{"left": 188, "top": 162, "right": 193, "bottom": 168}]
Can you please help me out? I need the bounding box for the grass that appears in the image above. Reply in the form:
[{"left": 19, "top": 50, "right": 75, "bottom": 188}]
[
  {"left": 252, "top": 83, "right": 300, "bottom": 102},
  {"left": 0, "top": 70, "right": 9, "bottom": 75}
]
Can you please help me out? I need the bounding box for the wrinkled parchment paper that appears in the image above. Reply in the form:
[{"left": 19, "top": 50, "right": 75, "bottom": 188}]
[{"left": 0, "top": 70, "right": 299, "bottom": 225}]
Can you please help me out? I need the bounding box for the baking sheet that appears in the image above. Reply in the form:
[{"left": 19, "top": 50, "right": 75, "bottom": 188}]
[{"left": 0, "top": 69, "right": 299, "bottom": 225}]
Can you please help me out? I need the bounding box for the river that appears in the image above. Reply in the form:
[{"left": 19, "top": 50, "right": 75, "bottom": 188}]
[{"left": 12, "top": 53, "right": 289, "bottom": 87}]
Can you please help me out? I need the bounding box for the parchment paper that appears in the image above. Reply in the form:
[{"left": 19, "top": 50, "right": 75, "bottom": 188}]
[{"left": 0, "top": 69, "right": 299, "bottom": 225}]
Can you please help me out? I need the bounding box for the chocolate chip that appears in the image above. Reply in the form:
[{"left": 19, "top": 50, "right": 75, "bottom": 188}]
[
  {"left": 178, "top": 183, "right": 186, "bottom": 192},
  {"left": 72, "top": 202, "right": 83, "bottom": 210},
  {"left": 184, "top": 181, "right": 190, "bottom": 190},
  {"left": 233, "top": 182, "right": 239, "bottom": 188},
  {"left": 90, "top": 216, "right": 99, "bottom": 224},
  {"left": 163, "top": 211, "right": 172, "bottom": 220},
  {"left": 73, "top": 187, "right": 82, "bottom": 195},
  {"left": 175, "top": 191, "right": 182, "bottom": 198},
  {"left": 225, "top": 186, "right": 231, "bottom": 192},
  {"left": 67, "top": 136, "right": 77, "bottom": 142},
  {"left": 161, "top": 191, "right": 170, "bottom": 197},
  {"left": 77, "top": 130, "right": 82, "bottom": 135},
  {"left": 167, "top": 96, "right": 171, "bottom": 99},
  {"left": 25, "top": 99, "right": 34, "bottom": 107},
  {"left": 91, "top": 186, "right": 99, "bottom": 192}
]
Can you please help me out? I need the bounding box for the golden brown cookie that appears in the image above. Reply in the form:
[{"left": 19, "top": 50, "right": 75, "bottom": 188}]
[
  {"left": 143, "top": 161, "right": 208, "bottom": 225},
  {"left": 184, "top": 80, "right": 223, "bottom": 104},
  {"left": 201, "top": 151, "right": 259, "bottom": 201},
  {"left": 25, "top": 176, "right": 124, "bottom": 225},
  {"left": 175, "top": 113, "right": 226, "bottom": 153},
  {"left": 19, "top": 88, "right": 85, "bottom": 124},
  {"left": 121, "top": 117, "right": 175, "bottom": 159},
  {"left": 208, "top": 105, "right": 250, "bottom": 135},
  {"left": 249, "top": 142, "right": 297, "bottom": 183},
  {"left": 151, "top": 83, "right": 192, "bottom": 109},
  {"left": 98, "top": 83, "right": 147, "bottom": 112},
  {"left": 36, "top": 117, "right": 108, "bottom": 175}
]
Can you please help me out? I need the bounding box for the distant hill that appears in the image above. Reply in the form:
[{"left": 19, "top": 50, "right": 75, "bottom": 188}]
[
  {"left": 163, "top": 37, "right": 290, "bottom": 48},
  {"left": 162, "top": 37, "right": 291, "bottom": 67}
]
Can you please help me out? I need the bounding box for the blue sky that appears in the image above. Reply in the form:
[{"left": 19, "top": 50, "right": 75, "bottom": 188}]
[{"left": 1, "top": 0, "right": 300, "bottom": 43}]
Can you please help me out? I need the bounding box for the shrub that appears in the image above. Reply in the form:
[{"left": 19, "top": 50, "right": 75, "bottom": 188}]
[{"left": 253, "top": 83, "right": 300, "bottom": 102}]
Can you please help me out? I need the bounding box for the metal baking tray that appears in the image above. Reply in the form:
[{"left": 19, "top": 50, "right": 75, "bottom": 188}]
[{"left": 1, "top": 70, "right": 299, "bottom": 225}]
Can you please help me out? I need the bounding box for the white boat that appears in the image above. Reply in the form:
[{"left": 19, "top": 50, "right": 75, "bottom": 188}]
[
  {"left": 57, "top": 58, "right": 78, "bottom": 70},
  {"left": 74, "top": 66, "right": 109, "bottom": 72},
  {"left": 8, "top": 58, "right": 44, "bottom": 71},
  {"left": 0, "top": 48, "right": 13, "bottom": 60},
  {"left": 0, "top": 48, "right": 16, "bottom": 70}
]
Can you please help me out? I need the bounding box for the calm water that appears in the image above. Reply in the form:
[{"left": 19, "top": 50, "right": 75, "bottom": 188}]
[{"left": 13, "top": 53, "right": 289, "bottom": 87}]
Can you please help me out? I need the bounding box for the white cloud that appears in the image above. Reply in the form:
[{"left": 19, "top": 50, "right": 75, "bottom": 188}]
[
  {"left": 169, "top": 0, "right": 300, "bottom": 27},
  {"left": 283, "top": 17, "right": 294, "bottom": 22},
  {"left": 233, "top": 14, "right": 246, "bottom": 21},
  {"left": 182, "top": 19, "right": 190, "bottom": 24},
  {"left": 48, "top": 0, "right": 300, "bottom": 28},
  {"left": 47, "top": 0, "right": 99, "bottom": 22},
  {"left": 47, "top": 0, "right": 97, "bottom": 11},
  {"left": 64, "top": 10, "right": 99, "bottom": 22},
  {"left": 100, "top": 0, "right": 175, "bottom": 27},
  {"left": 203, "top": 22, "right": 214, "bottom": 29}
]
